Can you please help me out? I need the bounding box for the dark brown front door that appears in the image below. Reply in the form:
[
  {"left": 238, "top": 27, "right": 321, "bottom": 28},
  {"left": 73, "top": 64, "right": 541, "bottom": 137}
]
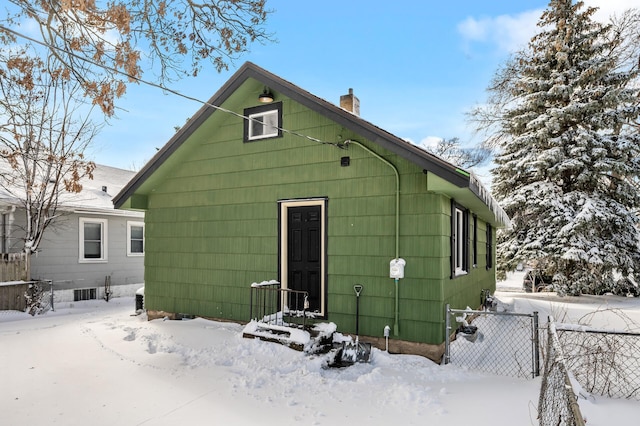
[{"left": 287, "top": 205, "right": 321, "bottom": 312}]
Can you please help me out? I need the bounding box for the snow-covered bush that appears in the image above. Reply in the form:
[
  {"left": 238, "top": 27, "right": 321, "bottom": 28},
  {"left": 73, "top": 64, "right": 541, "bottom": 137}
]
[{"left": 24, "top": 282, "right": 47, "bottom": 316}]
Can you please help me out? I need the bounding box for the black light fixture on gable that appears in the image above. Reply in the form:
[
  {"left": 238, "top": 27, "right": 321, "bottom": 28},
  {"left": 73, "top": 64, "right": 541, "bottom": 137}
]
[{"left": 258, "top": 87, "right": 274, "bottom": 103}]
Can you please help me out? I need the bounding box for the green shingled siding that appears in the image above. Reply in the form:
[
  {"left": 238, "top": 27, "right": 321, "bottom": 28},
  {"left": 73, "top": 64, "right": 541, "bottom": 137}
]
[{"left": 141, "top": 91, "right": 496, "bottom": 345}]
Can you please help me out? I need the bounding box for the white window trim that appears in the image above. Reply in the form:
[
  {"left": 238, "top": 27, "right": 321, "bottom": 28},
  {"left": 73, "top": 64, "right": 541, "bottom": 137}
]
[
  {"left": 79, "top": 217, "right": 108, "bottom": 263},
  {"left": 454, "top": 207, "right": 468, "bottom": 276},
  {"left": 127, "top": 221, "right": 145, "bottom": 257},
  {"left": 247, "top": 109, "right": 279, "bottom": 140}
]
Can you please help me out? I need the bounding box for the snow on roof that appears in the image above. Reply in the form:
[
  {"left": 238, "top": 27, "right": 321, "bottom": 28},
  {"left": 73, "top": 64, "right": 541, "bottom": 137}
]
[
  {"left": 470, "top": 172, "right": 511, "bottom": 228},
  {"left": 66, "top": 163, "right": 139, "bottom": 211},
  {"left": 0, "top": 160, "right": 141, "bottom": 215}
]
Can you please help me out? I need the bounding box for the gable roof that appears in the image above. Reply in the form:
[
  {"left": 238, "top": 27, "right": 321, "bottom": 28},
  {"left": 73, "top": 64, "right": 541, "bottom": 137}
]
[
  {"left": 71, "top": 164, "right": 143, "bottom": 214},
  {"left": 114, "top": 62, "right": 508, "bottom": 226},
  {"left": 0, "top": 161, "right": 141, "bottom": 216}
]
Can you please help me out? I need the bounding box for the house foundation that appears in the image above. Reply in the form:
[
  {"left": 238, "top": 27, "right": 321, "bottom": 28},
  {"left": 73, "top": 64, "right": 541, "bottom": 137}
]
[{"left": 146, "top": 309, "right": 445, "bottom": 364}]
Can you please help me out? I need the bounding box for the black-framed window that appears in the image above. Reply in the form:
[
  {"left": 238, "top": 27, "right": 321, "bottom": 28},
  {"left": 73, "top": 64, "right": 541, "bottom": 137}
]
[
  {"left": 243, "top": 102, "right": 283, "bottom": 142},
  {"left": 486, "top": 223, "right": 493, "bottom": 269},
  {"left": 472, "top": 214, "right": 478, "bottom": 268},
  {"left": 451, "top": 201, "right": 469, "bottom": 277}
]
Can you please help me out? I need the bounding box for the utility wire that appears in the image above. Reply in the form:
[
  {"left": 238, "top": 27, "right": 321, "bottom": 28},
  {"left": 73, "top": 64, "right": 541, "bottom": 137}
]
[{"left": 0, "top": 24, "right": 346, "bottom": 149}]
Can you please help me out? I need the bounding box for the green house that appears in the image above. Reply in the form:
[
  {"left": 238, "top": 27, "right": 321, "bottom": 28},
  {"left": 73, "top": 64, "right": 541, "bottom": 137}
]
[{"left": 114, "top": 62, "right": 508, "bottom": 355}]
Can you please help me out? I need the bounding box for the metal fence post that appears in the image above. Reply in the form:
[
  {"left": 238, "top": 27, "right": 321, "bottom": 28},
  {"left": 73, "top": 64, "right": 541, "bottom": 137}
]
[
  {"left": 48, "top": 280, "right": 54, "bottom": 312},
  {"left": 249, "top": 285, "right": 254, "bottom": 321},
  {"left": 443, "top": 304, "right": 450, "bottom": 365},
  {"left": 533, "top": 311, "right": 540, "bottom": 377}
]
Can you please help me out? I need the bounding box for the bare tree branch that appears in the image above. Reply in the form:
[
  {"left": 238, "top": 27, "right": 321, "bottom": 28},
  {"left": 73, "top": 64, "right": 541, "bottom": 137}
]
[
  {"left": 0, "top": 47, "right": 98, "bottom": 254},
  {"left": 1, "top": 0, "right": 274, "bottom": 116},
  {"left": 420, "top": 137, "right": 491, "bottom": 169}
]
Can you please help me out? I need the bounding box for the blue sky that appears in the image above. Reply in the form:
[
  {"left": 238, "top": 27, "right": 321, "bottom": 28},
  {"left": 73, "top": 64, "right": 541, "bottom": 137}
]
[{"left": 91, "top": 0, "right": 629, "bottom": 180}]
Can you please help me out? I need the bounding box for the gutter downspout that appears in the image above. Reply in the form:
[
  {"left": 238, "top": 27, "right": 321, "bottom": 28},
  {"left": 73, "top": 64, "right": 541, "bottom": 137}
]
[{"left": 344, "top": 140, "right": 401, "bottom": 336}]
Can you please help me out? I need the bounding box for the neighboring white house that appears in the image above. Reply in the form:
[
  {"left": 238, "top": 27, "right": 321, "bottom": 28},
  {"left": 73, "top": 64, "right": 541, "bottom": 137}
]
[{"left": 0, "top": 163, "right": 144, "bottom": 303}]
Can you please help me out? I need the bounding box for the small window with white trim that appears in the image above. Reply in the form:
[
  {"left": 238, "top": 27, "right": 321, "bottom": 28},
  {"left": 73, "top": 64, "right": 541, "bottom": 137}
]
[
  {"left": 451, "top": 202, "right": 469, "bottom": 277},
  {"left": 127, "top": 221, "right": 144, "bottom": 256},
  {"left": 243, "top": 102, "right": 282, "bottom": 142},
  {"left": 79, "top": 218, "right": 108, "bottom": 262}
]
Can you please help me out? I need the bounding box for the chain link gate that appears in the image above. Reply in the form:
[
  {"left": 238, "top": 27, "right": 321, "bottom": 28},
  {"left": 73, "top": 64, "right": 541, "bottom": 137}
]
[{"left": 444, "top": 305, "right": 540, "bottom": 379}]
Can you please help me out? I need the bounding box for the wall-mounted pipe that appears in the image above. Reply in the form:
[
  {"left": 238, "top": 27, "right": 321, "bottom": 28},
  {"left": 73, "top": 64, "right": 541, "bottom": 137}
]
[
  {"left": 344, "top": 140, "right": 399, "bottom": 259},
  {"left": 344, "top": 139, "right": 401, "bottom": 335},
  {"left": 384, "top": 325, "right": 390, "bottom": 352}
]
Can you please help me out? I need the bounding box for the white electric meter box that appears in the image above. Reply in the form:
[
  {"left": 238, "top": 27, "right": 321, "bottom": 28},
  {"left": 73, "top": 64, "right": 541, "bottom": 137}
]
[{"left": 389, "top": 258, "right": 406, "bottom": 279}]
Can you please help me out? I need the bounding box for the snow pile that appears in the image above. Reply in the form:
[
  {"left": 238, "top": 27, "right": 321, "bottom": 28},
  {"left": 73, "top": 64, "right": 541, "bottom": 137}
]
[{"left": 1, "top": 292, "right": 639, "bottom": 425}]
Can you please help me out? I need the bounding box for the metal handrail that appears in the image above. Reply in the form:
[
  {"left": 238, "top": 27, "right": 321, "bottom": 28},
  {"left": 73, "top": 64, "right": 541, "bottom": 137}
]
[{"left": 249, "top": 281, "right": 310, "bottom": 329}]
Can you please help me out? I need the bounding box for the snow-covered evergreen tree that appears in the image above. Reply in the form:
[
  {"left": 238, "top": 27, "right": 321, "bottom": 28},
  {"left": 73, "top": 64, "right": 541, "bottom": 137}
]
[{"left": 483, "top": 0, "right": 640, "bottom": 295}]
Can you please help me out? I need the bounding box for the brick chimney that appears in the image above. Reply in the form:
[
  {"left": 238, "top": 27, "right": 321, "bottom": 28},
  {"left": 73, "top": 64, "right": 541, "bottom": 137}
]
[{"left": 340, "top": 88, "right": 360, "bottom": 116}]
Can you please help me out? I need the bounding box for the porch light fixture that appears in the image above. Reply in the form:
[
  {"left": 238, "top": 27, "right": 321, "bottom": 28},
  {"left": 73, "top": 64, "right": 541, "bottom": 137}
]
[{"left": 258, "top": 88, "right": 274, "bottom": 103}]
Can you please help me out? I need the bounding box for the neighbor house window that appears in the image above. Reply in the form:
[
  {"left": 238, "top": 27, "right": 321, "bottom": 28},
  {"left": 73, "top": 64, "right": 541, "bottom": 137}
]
[
  {"left": 451, "top": 202, "right": 469, "bottom": 277},
  {"left": 127, "top": 221, "right": 144, "bottom": 256},
  {"left": 243, "top": 102, "right": 282, "bottom": 142},
  {"left": 79, "top": 218, "right": 108, "bottom": 262}
]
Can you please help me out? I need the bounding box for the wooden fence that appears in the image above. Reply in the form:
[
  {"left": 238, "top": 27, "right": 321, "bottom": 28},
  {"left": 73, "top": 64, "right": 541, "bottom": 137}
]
[
  {"left": 0, "top": 281, "right": 29, "bottom": 311},
  {"left": 0, "top": 252, "right": 29, "bottom": 311},
  {"left": 0, "top": 252, "right": 28, "bottom": 282}
]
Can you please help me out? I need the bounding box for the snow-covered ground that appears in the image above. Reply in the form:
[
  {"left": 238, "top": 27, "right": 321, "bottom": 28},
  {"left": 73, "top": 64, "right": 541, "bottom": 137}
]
[
  {"left": 1, "top": 274, "right": 639, "bottom": 426},
  {"left": 497, "top": 271, "right": 640, "bottom": 330}
]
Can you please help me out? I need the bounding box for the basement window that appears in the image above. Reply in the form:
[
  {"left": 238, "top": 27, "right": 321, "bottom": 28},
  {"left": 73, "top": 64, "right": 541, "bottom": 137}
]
[
  {"left": 244, "top": 102, "right": 282, "bottom": 142},
  {"left": 74, "top": 288, "right": 97, "bottom": 301}
]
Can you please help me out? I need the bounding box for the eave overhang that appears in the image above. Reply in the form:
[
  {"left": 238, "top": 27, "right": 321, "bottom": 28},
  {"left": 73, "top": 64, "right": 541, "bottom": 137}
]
[{"left": 114, "top": 62, "right": 507, "bottom": 227}]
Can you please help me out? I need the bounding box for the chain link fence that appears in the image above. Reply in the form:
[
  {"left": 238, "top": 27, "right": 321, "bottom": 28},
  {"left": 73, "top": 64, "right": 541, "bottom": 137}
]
[
  {"left": 556, "top": 323, "right": 640, "bottom": 400},
  {"left": 444, "top": 305, "right": 540, "bottom": 379},
  {"left": 445, "top": 306, "right": 639, "bottom": 425},
  {"left": 0, "top": 280, "right": 53, "bottom": 317},
  {"left": 539, "top": 319, "right": 586, "bottom": 426}
]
